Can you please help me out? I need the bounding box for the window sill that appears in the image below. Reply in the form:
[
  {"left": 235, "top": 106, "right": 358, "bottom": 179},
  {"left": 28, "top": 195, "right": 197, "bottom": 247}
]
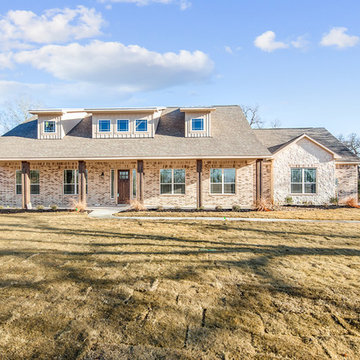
[
  {"left": 160, "top": 194, "right": 186, "bottom": 196},
  {"left": 209, "top": 193, "right": 236, "bottom": 196},
  {"left": 290, "top": 193, "right": 317, "bottom": 196}
]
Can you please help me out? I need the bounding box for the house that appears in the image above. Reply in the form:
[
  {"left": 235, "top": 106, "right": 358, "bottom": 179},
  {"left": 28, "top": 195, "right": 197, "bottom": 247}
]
[{"left": 0, "top": 105, "right": 358, "bottom": 209}]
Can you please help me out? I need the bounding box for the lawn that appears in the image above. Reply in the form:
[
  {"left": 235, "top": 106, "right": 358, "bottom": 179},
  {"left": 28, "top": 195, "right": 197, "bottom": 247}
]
[{"left": 0, "top": 213, "right": 360, "bottom": 359}]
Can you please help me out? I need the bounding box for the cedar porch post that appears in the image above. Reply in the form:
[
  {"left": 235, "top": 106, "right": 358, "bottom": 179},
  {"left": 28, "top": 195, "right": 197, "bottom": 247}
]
[
  {"left": 21, "top": 161, "right": 31, "bottom": 209},
  {"left": 196, "top": 159, "right": 203, "bottom": 208},
  {"left": 137, "top": 160, "right": 144, "bottom": 203},
  {"left": 78, "top": 160, "right": 87, "bottom": 204},
  {"left": 256, "top": 159, "right": 263, "bottom": 203}
]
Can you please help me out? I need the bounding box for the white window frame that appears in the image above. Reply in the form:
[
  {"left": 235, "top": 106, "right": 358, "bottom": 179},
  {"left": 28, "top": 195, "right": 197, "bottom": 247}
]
[
  {"left": 44, "top": 120, "right": 56, "bottom": 133},
  {"left": 135, "top": 119, "right": 148, "bottom": 132},
  {"left": 210, "top": 168, "right": 236, "bottom": 195},
  {"left": 15, "top": 170, "right": 40, "bottom": 195},
  {"left": 98, "top": 119, "right": 111, "bottom": 132},
  {"left": 290, "top": 168, "right": 317, "bottom": 194},
  {"left": 160, "top": 169, "right": 186, "bottom": 195},
  {"left": 191, "top": 118, "right": 204, "bottom": 131},
  {"left": 117, "top": 119, "right": 129, "bottom": 132},
  {"left": 63, "top": 169, "right": 88, "bottom": 195}
]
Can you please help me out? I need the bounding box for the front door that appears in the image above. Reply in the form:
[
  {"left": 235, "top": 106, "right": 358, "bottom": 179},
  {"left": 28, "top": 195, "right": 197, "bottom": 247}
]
[{"left": 118, "top": 170, "right": 130, "bottom": 204}]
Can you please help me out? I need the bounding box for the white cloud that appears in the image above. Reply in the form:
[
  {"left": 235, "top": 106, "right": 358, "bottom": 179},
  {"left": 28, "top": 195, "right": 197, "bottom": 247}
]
[
  {"left": 0, "top": 6, "right": 104, "bottom": 49},
  {"left": 14, "top": 40, "right": 214, "bottom": 92},
  {"left": 224, "top": 46, "right": 233, "bottom": 54},
  {"left": 320, "top": 27, "right": 359, "bottom": 49},
  {"left": 254, "top": 31, "right": 288, "bottom": 52},
  {"left": 0, "top": 52, "right": 13, "bottom": 69},
  {"left": 291, "top": 35, "right": 309, "bottom": 49},
  {"left": 99, "top": 0, "right": 191, "bottom": 10}
]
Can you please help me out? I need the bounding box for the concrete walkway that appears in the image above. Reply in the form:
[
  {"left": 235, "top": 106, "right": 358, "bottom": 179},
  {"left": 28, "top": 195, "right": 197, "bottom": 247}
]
[{"left": 88, "top": 209, "right": 360, "bottom": 223}]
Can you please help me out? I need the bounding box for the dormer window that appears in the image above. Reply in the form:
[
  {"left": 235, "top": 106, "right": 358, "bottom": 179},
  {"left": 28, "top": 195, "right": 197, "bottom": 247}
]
[
  {"left": 135, "top": 119, "right": 147, "bottom": 132},
  {"left": 117, "top": 119, "right": 129, "bottom": 132},
  {"left": 99, "top": 119, "right": 111, "bottom": 132},
  {"left": 191, "top": 118, "right": 204, "bottom": 131},
  {"left": 44, "top": 121, "right": 56, "bottom": 133}
]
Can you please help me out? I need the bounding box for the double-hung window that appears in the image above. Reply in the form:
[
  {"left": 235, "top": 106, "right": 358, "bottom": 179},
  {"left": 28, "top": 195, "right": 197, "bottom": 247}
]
[
  {"left": 135, "top": 119, "right": 147, "bottom": 132},
  {"left": 16, "top": 170, "right": 40, "bottom": 195},
  {"left": 210, "top": 168, "right": 236, "bottom": 194},
  {"left": 117, "top": 119, "right": 129, "bottom": 132},
  {"left": 99, "top": 119, "right": 111, "bottom": 132},
  {"left": 160, "top": 169, "right": 185, "bottom": 195},
  {"left": 44, "top": 121, "right": 56, "bottom": 133},
  {"left": 191, "top": 118, "right": 204, "bottom": 131},
  {"left": 291, "top": 168, "right": 316, "bottom": 194},
  {"left": 64, "top": 170, "right": 88, "bottom": 195}
]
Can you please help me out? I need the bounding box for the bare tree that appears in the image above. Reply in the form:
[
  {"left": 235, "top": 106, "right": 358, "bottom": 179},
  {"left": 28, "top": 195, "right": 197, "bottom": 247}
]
[
  {"left": 270, "top": 118, "right": 282, "bottom": 128},
  {"left": 338, "top": 133, "right": 360, "bottom": 156},
  {"left": 0, "top": 96, "right": 42, "bottom": 135},
  {"left": 241, "top": 104, "right": 264, "bottom": 128}
]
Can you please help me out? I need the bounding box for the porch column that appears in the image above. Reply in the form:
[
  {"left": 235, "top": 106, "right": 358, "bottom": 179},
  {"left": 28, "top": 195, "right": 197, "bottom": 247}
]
[
  {"left": 21, "top": 161, "right": 31, "bottom": 209},
  {"left": 196, "top": 160, "right": 203, "bottom": 208},
  {"left": 137, "top": 160, "right": 144, "bottom": 203},
  {"left": 255, "top": 159, "right": 263, "bottom": 203},
  {"left": 78, "top": 160, "right": 87, "bottom": 204}
]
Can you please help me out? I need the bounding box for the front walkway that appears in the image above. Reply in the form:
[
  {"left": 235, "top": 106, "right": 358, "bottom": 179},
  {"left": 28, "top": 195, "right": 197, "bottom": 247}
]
[{"left": 87, "top": 209, "right": 360, "bottom": 223}]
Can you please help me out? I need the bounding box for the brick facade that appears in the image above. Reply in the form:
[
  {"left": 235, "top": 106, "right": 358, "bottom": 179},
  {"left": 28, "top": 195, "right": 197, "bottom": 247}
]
[{"left": 335, "top": 164, "right": 359, "bottom": 203}]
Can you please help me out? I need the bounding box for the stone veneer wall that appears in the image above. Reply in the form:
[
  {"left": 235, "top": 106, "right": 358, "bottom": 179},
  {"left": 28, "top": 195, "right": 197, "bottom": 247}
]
[
  {"left": 0, "top": 159, "right": 256, "bottom": 208},
  {"left": 272, "top": 138, "right": 336, "bottom": 205},
  {"left": 335, "top": 164, "right": 359, "bottom": 203}
]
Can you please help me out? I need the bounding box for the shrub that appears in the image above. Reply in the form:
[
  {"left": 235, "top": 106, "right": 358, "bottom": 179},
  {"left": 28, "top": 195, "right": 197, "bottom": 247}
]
[
  {"left": 50, "top": 204, "right": 58, "bottom": 211},
  {"left": 215, "top": 205, "right": 223, "bottom": 211},
  {"left": 130, "top": 200, "right": 146, "bottom": 211},
  {"left": 329, "top": 197, "right": 339, "bottom": 206},
  {"left": 157, "top": 206, "right": 164, "bottom": 211},
  {"left": 72, "top": 199, "right": 87, "bottom": 212},
  {"left": 174, "top": 206, "right": 181, "bottom": 210},
  {"left": 302, "top": 200, "right": 313, "bottom": 206},
  {"left": 232, "top": 205, "right": 241, "bottom": 212},
  {"left": 256, "top": 199, "right": 274, "bottom": 212},
  {"left": 36, "top": 205, "right": 44, "bottom": 210},
  {"left": 197, "top": 206, "right": 204, "bottom": 211},
  {"left": 346, "top": 198, "right": 360, "bottom": 208},
  {"left": 285, "top": 196, "right": 293, "bottom": 205}
]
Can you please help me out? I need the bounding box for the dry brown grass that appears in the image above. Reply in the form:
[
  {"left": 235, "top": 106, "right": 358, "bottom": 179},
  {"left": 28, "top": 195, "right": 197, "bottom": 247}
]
[
  {"left": 130, "top": 199, "right": 146, "bottom": 211},
  {"left": 72, "top": 199, "right": 87, "bottom": 212},
  {"left": 116, "top": 207, "right": 360, "bottom": 221},
  {"left": 346, "top": 198, "right": 360, "bottom": 208},
  {"left": 0, "top": 212, "right": 360, "bottom": 359}
]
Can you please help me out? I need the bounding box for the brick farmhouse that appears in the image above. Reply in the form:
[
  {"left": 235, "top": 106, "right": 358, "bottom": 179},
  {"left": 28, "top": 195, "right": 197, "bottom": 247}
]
[{"left": 0, "top": 105, "right": 358, "bottom": 209}]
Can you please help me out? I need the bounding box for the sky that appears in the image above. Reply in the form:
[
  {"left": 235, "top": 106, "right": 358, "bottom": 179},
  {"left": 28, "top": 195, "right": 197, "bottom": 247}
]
[{"left": 0, "top": 0, "right": 359, "bottom": 135}]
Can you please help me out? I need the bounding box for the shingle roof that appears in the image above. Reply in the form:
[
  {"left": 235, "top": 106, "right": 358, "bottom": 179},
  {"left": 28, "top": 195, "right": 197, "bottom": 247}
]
[
  {"left": 0, "top": 106, "right": 272, "bottom": 160},
  {"left": 254, "top": 128, "right": 360, "bottom": 163}
]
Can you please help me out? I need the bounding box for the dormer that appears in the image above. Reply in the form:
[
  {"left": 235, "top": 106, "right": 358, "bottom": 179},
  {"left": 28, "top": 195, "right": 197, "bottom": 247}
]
[
  {"left": 30, "top": 109, "right": 87, "bottom": 140},
  {"left": 85, "top": 107, "right": 164, "bottom": 139},
  {"left": 180, "top": 107, "right": 216, "bottom": 137}
]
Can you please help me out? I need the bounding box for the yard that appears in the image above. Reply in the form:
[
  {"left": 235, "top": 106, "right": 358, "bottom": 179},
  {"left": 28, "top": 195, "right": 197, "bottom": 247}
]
[{"left": 0, "top": 212, "right": 360, "bottom": 359}]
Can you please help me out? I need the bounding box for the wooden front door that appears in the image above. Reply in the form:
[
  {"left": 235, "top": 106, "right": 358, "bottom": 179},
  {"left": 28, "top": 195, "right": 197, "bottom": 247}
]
[{"left": 118, "top": 170, "right": 130, "bottom": 204}]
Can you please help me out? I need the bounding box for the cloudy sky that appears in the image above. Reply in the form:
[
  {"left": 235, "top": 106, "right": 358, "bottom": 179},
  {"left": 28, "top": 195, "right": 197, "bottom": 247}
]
[{"left": 0, "top": 0, "right": 359, "bottom": 134}]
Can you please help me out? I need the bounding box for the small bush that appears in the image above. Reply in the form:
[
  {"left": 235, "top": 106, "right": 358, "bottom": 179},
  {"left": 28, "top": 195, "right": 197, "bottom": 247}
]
[
  {"left": 72, "top": 199, "right": 87, "bottom": 212},
  {"left": 302, "top": 200, "right": 313, "bottom": 206},
  {"left": 174, "top": 206, "right": 181, "bottom": 210},
  {"left": 157, "top": 206, "right": 164, "bottom": 211},
  {"left": 197, "top": 206, "right": 204, "bottom": 211},
  {"left": 346, "top": 198, "right": 360, "bottom": 208},
  {"left": 285, "top": 196, "right": 293, "bottom": 205},
  {"left": 50, "top": 204, "right": 58, "bottom": 211},
  {"left": 130, "top": 200, "right": 146, "bottom": 211},
  {"left": 0, "top": 205, "right": 3, "bottom": 210},
  {"left": 329, "top": 197, "right": 339, "bottom": 206},
  {"left": 215, "top": 205, "right": 223, "bottom": 211},
  {"left": 36, "top": 205, "right": 44, "bottom": 210},
  {"left": 232, "top": 205, "right": 241, "bottom": 212}
]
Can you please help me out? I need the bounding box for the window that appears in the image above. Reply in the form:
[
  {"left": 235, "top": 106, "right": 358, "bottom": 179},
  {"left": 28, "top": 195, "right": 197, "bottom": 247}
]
[
  {"left": 44, "top": 121, "right": 56, "bottom": 133},
  {"left": 64, "top": 170, "right": 88, "bottom": 195},
  {"left": 191, "top": 118, "right": 204, "bottom": 131},
  {"left": 291, "top": 168, "right": 316, "bottom": 194},
  {"left": 160, "top": 169, "right": 185, "bottom": 195},
  {"left": 135, "top": 119, "right": 147, "bottom": 132},
  {"left": 117, "top": 119, "right": 129, "bottom": 132},
  {"left": 110, "top": 169, "right": 115, "bottom": 199},
  {"left": 99, "top": 119, "right": 111, "bottom": 132},
  {"left": 16, "top": 170, "right": 40, "bottom": 195},
  {"left": 210, "top": 168, "right": 235, "bottom": 194},
  {"left": 132, "top": 169, "right": 136, "bottom": 197}
]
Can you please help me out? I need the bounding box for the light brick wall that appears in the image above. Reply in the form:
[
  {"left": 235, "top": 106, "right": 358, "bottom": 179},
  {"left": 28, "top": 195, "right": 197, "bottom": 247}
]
[
  {"left": 0, "top": 159, "right": 256, "bottom": 209},
  {"left": 272, "top": 138, "right": 336, "bottom": 205},
  {"left": 335, "top": 164, "right": 359, "bottom": 203}
]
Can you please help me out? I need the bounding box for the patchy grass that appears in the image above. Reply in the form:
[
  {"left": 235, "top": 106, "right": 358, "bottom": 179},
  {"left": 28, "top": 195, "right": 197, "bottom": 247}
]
[
  {"left": 116, "top": 207, "right": 360, "bottom": 221},
  {"left": 0, "top": 212, "right": 360, "bottom": 359}
]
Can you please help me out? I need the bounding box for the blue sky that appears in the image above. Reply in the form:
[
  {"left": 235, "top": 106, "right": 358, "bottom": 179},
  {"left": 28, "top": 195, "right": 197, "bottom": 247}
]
[{"left": 0, "top": 0, "right": 359, "bottom": 135}]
